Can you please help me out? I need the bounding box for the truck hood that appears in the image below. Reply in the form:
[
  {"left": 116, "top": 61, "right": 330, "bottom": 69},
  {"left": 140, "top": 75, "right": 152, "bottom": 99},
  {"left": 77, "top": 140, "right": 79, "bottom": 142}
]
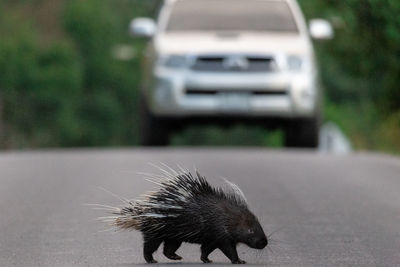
[{"left": 155, "top": 33, "right": 312, "bottom": 55}]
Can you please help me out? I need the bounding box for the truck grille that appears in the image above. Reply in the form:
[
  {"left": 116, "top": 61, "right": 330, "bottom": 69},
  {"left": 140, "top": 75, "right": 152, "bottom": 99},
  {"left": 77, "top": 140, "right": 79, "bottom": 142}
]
[
  {"left": 185, "top": 88, "right": 287, "bottom": 96},
  {"left": 191, "top": 55, "right": 277, "bottom": 72}
]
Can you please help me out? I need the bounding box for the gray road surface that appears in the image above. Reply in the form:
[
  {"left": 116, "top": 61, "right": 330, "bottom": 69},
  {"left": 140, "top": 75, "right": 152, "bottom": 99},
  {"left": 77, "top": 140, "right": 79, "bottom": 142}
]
[{"left": 1, "top": 149, "right": 400, "bottom": 266}]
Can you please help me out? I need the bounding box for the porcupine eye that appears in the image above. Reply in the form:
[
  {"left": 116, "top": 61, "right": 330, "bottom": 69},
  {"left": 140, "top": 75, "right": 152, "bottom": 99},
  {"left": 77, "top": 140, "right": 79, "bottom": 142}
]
[{"left": 247, "top": 229, "right": 254, "bottom": 234}]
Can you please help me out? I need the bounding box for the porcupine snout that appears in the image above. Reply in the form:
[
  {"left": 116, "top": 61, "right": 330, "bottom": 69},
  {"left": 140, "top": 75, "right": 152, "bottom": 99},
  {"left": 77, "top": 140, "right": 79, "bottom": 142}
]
[
  {"left": 255, "top": 236, "right": 268, "bottom": 249},
  {"left": 239, "top": 217, "right": 268, "bottom": 249},
  {"left": 249, "top": 229, "right": 268, "bottom": 249}
]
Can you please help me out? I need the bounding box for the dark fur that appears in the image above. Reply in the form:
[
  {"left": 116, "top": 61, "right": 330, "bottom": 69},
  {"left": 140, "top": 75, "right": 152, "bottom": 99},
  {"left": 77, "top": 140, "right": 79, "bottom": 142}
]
[{"left": 113, "top": 171, "right": 268, "bottom": 264}]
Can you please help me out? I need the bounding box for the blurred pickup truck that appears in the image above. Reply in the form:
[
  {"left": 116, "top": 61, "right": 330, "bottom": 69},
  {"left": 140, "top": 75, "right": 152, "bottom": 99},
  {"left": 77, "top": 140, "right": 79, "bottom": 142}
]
[{"left": 131, "top": 0, "right": 333, "bottom": 147}]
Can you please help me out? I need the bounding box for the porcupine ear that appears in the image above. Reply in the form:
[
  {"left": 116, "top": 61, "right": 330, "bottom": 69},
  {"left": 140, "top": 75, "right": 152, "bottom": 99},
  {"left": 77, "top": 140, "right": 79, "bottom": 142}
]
[{"left": 223, "top": 178, "right": 248, "bottom": 205}]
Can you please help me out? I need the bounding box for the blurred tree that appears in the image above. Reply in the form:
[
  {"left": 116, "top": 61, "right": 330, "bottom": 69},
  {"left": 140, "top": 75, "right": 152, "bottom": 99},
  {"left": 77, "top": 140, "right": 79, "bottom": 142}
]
[
  {"left": 300, "top": 0, "right": 400, "bottom": 111},
  {"left": 0, "top": 12, "right": 83, "bottom": 147},
  {"left": 299, "top": 0, "right": 400, "bottom": 152},
  {"left": 62, "top": 0, "right": 160, "bottom": 146}
]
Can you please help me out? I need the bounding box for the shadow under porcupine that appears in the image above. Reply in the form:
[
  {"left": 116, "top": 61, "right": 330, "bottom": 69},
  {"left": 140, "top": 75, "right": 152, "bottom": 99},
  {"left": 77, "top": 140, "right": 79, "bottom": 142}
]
[{"left": 96, "top": 168, "right": 268, "bottom": 264}]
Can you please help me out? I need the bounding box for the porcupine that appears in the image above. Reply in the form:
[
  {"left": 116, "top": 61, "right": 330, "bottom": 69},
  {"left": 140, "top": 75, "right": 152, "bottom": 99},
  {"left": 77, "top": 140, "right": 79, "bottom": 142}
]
[{"left": 100, "top": 168, "right": 268, "bottom": 264}]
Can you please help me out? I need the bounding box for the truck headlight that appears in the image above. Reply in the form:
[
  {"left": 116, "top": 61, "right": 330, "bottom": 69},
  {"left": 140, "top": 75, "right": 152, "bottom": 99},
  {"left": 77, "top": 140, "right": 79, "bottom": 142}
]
[
  {"left": 287, "top": 55, "right": 303, "bottom": 72},
  {"left": 154, "top": 77, "right": 173, "bottom": 104},
  {"left": 161, "top": 55, "right": 188, "bottom": 69}
]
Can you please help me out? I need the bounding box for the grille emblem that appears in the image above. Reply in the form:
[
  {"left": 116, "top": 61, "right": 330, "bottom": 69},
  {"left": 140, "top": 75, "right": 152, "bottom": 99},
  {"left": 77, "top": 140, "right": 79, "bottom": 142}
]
[{"left": 223, "top": 55, "right": 249, "bottom": 71}]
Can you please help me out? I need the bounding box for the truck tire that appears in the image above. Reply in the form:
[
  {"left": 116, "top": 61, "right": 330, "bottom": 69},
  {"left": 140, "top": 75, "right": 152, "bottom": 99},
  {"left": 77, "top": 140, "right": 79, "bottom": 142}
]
[
  {"left": 284, "top": 117, "right": 320, "bottom": 148},
  {"left": 138, "top": 95, "right": 170, "bottom": 146}
]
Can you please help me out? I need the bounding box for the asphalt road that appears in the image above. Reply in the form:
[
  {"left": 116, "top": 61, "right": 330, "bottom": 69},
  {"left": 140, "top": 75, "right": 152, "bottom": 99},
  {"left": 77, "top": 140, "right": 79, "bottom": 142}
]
[{"left": 1, "top": 149, "right": 400, "bottom": 266}]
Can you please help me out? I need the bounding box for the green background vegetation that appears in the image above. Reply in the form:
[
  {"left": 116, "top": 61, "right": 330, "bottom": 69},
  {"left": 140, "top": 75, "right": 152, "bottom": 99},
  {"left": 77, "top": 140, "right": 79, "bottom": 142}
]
[{"left": 0, "top": 0, "right": 399, "bottom": 152}]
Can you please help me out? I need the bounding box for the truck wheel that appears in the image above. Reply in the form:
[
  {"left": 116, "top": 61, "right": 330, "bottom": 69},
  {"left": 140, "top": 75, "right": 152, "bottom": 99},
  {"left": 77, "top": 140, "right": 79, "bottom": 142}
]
[
  {"left": 284, "top": 117, "right": 320, "bottom": 148},
  {"left": 138, "top": 96, "right": 170, "bottom": 146}
]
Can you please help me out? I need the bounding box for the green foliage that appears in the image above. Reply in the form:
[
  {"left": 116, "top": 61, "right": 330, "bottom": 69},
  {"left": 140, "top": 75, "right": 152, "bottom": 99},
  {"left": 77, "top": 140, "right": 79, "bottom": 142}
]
[
  {"left": 297, "top": 0, "right": 400, "bottom": 154},
  {"left": 324, "top": 101, "right": 400, "bottom": 154},
  {"left": 0, "top": 13, "right": 83, "bottom": 147},
  {"left": 171, "top": 125, "right": 283, "bottom": 147},
  {"left": 300, "top": 0, "right": 400, "bottom": 111},
  {"left": 375, "top": 111, "right": 400, "bottom": 153},
  {"left": 324, "top": 101, "right": 379, "bottom": 149},
  {"left": 63, "top": 0, "right": 125, "bottom": 146},
  {"left": 0, "top": 0, "right": 160, "bottom": 148},
  {"left": 60, "top": 0, "right": 163, "bottom": 146}
]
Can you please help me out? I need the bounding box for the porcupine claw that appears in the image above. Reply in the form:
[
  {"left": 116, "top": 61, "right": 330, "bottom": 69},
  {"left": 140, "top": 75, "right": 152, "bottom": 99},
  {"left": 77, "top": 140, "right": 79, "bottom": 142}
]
[
  {"left": 201, "top": 258, "right": 213, "bottom": 263},
  {"left": 166, "top": 254, "right": 182, "bottom": 260},
  {"left": 232, "top": 259, "right": 246, "bottom": 264}
]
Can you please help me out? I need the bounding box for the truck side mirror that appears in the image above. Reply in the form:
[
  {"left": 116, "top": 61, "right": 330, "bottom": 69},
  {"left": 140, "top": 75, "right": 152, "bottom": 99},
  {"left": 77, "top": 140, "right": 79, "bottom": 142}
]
[
  {"left": 129, "top": 18, "right": 156, "bottom": 38},
  {"left": 309, "top": 19, "right": 334, "bottom": 40}
]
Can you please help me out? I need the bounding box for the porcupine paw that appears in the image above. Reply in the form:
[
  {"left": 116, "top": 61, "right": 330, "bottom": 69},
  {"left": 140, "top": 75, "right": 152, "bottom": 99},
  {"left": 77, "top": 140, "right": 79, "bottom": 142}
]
[
  {"left": 166, "top": 254, "right": 182, "bottom": 260},
  {"left": 232, "top": 259, "right": 246, "bottom": 264},
  {"left": 201, "top": 257, "right": 213, "bottom": 263},
  {"left": 147, "top": 259, "right": 158, "bottom": 264}
]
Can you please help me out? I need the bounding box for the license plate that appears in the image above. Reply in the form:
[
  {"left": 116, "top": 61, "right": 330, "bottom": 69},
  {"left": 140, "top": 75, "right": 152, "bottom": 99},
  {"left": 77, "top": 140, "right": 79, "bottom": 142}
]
[{"left": 219, "top": 92, "right": 250, "bottom": 112}]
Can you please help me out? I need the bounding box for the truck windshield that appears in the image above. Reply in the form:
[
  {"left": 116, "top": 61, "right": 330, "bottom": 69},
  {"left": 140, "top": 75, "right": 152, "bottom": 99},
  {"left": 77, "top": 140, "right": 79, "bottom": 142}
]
[{"left": 166, "top": 0, "right": 298, "bottom": 33}]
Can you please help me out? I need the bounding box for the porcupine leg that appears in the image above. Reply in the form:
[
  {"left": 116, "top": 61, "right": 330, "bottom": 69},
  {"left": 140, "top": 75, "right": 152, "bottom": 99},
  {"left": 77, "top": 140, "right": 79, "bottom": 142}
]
[
  {"left": 163, "top": 239, "right": 183, "bottom": 260},
  {"left": 200, "top": 244, "right": 217, "bottom": 263},
  {"left": 143, "top": 238, "right": 162, "bottom": 263},
  {"left": 218, "top": 241, "right": 246, "bottom": 264}
]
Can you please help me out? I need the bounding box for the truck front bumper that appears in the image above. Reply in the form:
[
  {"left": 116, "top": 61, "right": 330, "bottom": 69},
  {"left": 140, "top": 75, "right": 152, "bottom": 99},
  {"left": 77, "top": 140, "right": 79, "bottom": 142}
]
[{"left": 147, "top": 67, "right": 319, "bottom": 118}]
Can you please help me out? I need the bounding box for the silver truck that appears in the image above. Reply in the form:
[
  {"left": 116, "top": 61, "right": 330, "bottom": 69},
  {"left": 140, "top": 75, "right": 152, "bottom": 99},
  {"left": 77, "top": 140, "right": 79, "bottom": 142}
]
[{"left": 131, "top": 0, "right": 333, "bottom": 147}]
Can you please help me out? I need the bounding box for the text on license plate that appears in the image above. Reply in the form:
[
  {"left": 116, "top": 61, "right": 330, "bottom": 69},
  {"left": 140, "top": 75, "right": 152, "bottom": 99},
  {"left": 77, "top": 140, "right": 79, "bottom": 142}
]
[{"left": 219, "top": 93, "right": 250, "bottom": 111}]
